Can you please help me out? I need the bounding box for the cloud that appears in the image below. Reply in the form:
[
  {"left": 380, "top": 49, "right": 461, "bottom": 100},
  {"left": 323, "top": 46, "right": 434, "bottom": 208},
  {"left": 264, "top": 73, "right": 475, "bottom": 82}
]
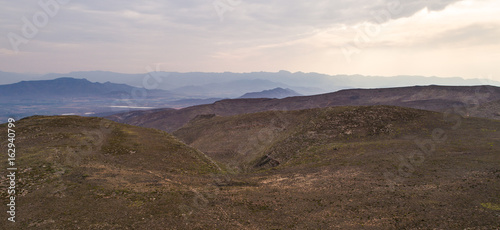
[
  {"left": 1, "top": 0, "right": 499, "bottom": 80},
  {"left": 0, "top": 0, "right": 463, "bottom": 45},
  {"left": 221, "top": 0, "right": 462, "bottom": 27},
  {"left": 424, "top": 23, "right": 500, "bottom": 48}
]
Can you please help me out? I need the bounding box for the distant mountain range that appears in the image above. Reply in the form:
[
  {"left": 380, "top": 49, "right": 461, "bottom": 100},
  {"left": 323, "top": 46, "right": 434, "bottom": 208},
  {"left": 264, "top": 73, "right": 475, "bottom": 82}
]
[
  {"left": 107, "top": 85, "right": 500, "bottom": 132},
  {"left": 0, "top": 77, "right": 303, "bottom": 120},
  {"left": 239, "top": 87, "right": 301, "bottom": 99},
  {"left": 169, "top": 79, "right": 291, "bottom": 98},
  {"left": 1, "top": 70, "right": 498, "bottom": 98},
  {"left": 0, "top": 78, "right": 178, "bottom": 121}
]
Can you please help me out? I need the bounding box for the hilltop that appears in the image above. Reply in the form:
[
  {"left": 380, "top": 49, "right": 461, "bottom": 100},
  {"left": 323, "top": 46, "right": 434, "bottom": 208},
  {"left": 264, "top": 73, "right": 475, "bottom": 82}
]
[{"left": 0, "top": 116, "right": 221, "bottom": 229}]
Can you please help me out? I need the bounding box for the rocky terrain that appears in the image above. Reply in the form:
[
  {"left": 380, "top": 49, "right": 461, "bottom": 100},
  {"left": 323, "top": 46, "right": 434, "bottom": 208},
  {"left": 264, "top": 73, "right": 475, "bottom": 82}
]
[{"left": 2, "top": 105, "right": 499, "bottom": 229}]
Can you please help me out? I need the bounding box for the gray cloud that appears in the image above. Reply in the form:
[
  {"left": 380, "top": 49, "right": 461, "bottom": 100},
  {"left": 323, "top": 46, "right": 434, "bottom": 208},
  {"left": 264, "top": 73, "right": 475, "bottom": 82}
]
[
  {"left": 0, "top": 0, "right": 475, "bottom": 74},
  {"left": 228, "top": 0, "right": 461, "bottom": 26},
  {"left": 1, "top": 0, "right": 463, "bottom": 44}
]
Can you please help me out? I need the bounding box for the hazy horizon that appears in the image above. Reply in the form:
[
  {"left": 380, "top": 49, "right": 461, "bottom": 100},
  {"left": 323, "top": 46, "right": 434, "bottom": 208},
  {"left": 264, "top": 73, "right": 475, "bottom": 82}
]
[{"left": 0, "top": 69, "right": 497, "bottom": 83}]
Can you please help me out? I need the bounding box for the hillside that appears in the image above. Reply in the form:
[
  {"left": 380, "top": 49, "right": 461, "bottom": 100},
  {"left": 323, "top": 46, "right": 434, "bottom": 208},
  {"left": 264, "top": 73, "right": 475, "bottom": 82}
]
[
  {"left": 108, "top": 85, "right": 500, "bottom": 132},
  {"left": 1, "top": 106, "right": 500, "bottom": 228},
  {"left": 173, "top": 105, "right": 500, "bottom": 228},
  {"left": 239, "top": 87, "right": 302, "bottom": 99},
  {"left": 468, "top": 100, "right": 500, "bottom": 120},
  {"left": 0, "top": 116, "right": 221, "bottom": 229},
  {"left": 173, "top": 106, "right": 431, "bottom": 169}
]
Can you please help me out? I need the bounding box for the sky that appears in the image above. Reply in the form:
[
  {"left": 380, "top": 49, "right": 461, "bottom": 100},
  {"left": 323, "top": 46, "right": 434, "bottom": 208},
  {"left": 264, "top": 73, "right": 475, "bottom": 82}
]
[{"left": 0, "top": 0, "right": 499, "bottom": 81}]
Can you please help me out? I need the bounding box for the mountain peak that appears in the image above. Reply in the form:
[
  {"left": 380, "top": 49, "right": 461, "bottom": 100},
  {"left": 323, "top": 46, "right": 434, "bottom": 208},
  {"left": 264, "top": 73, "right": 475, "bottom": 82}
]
[{"left": 239, "top": 87, "right": 302, "bottom": 99}]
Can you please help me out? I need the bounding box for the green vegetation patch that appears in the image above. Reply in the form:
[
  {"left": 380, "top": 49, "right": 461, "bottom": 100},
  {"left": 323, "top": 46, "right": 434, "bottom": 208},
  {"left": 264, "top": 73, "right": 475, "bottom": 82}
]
[{"left": 481, "top": 203, "right": 500, "bottom": 211}]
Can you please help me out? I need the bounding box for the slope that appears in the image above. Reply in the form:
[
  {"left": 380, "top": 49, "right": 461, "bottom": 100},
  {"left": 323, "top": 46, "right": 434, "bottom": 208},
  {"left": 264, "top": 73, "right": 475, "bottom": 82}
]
[
  {"left": 172, "top": 105, "right": 500, "bottom": 228},
  {"left": 0, "top": 116, "right": 221, "bottom": 229},
  {"left": 173, "top": 106, "right": 442, "bottom": 170},
  {"left": 467, "top": 99, "right": 500, "bottom": 119},
  {"left": 1, "top": 106, "right": 499, "bottom": 228}
]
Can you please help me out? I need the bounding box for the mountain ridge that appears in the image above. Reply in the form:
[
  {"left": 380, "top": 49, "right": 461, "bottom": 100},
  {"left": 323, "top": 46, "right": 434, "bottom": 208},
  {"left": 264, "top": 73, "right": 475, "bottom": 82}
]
[
  {"left": 0, "top": 77, "right": 173, "bottom": 99},
  {"left": 239, "top": 87, "right": 302, "bottom": 99},
  {"left": 2, "top": 70, "right": 499, "bottom": 97},
  {"left": 107, "top": 85, "right": 500, "bottom": 132}
]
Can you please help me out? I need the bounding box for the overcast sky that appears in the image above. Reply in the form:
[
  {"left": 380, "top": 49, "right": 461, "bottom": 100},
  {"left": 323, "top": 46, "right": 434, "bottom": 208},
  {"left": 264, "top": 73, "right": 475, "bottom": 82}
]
[{"left": 0, "top": 0, "right": 499, "bottom": 81}]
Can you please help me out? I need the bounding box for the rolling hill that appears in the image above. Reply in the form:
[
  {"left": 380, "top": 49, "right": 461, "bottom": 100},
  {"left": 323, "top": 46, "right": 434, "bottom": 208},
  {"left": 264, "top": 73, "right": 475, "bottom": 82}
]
[
  {"left": 108, "top": 85, "right": 500, "bottom": 132},
  {"left": 173, "top": 106, "right": 431, "bottom": 170},
  {"left": 0, "top": 116, "right": 221, "bottom": 229},
  {"left": 172, "top": 105, "right": 500, "bottom": 228},
  {"left": 2, "top": 106, "right": 499, "bottom": 228}
]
